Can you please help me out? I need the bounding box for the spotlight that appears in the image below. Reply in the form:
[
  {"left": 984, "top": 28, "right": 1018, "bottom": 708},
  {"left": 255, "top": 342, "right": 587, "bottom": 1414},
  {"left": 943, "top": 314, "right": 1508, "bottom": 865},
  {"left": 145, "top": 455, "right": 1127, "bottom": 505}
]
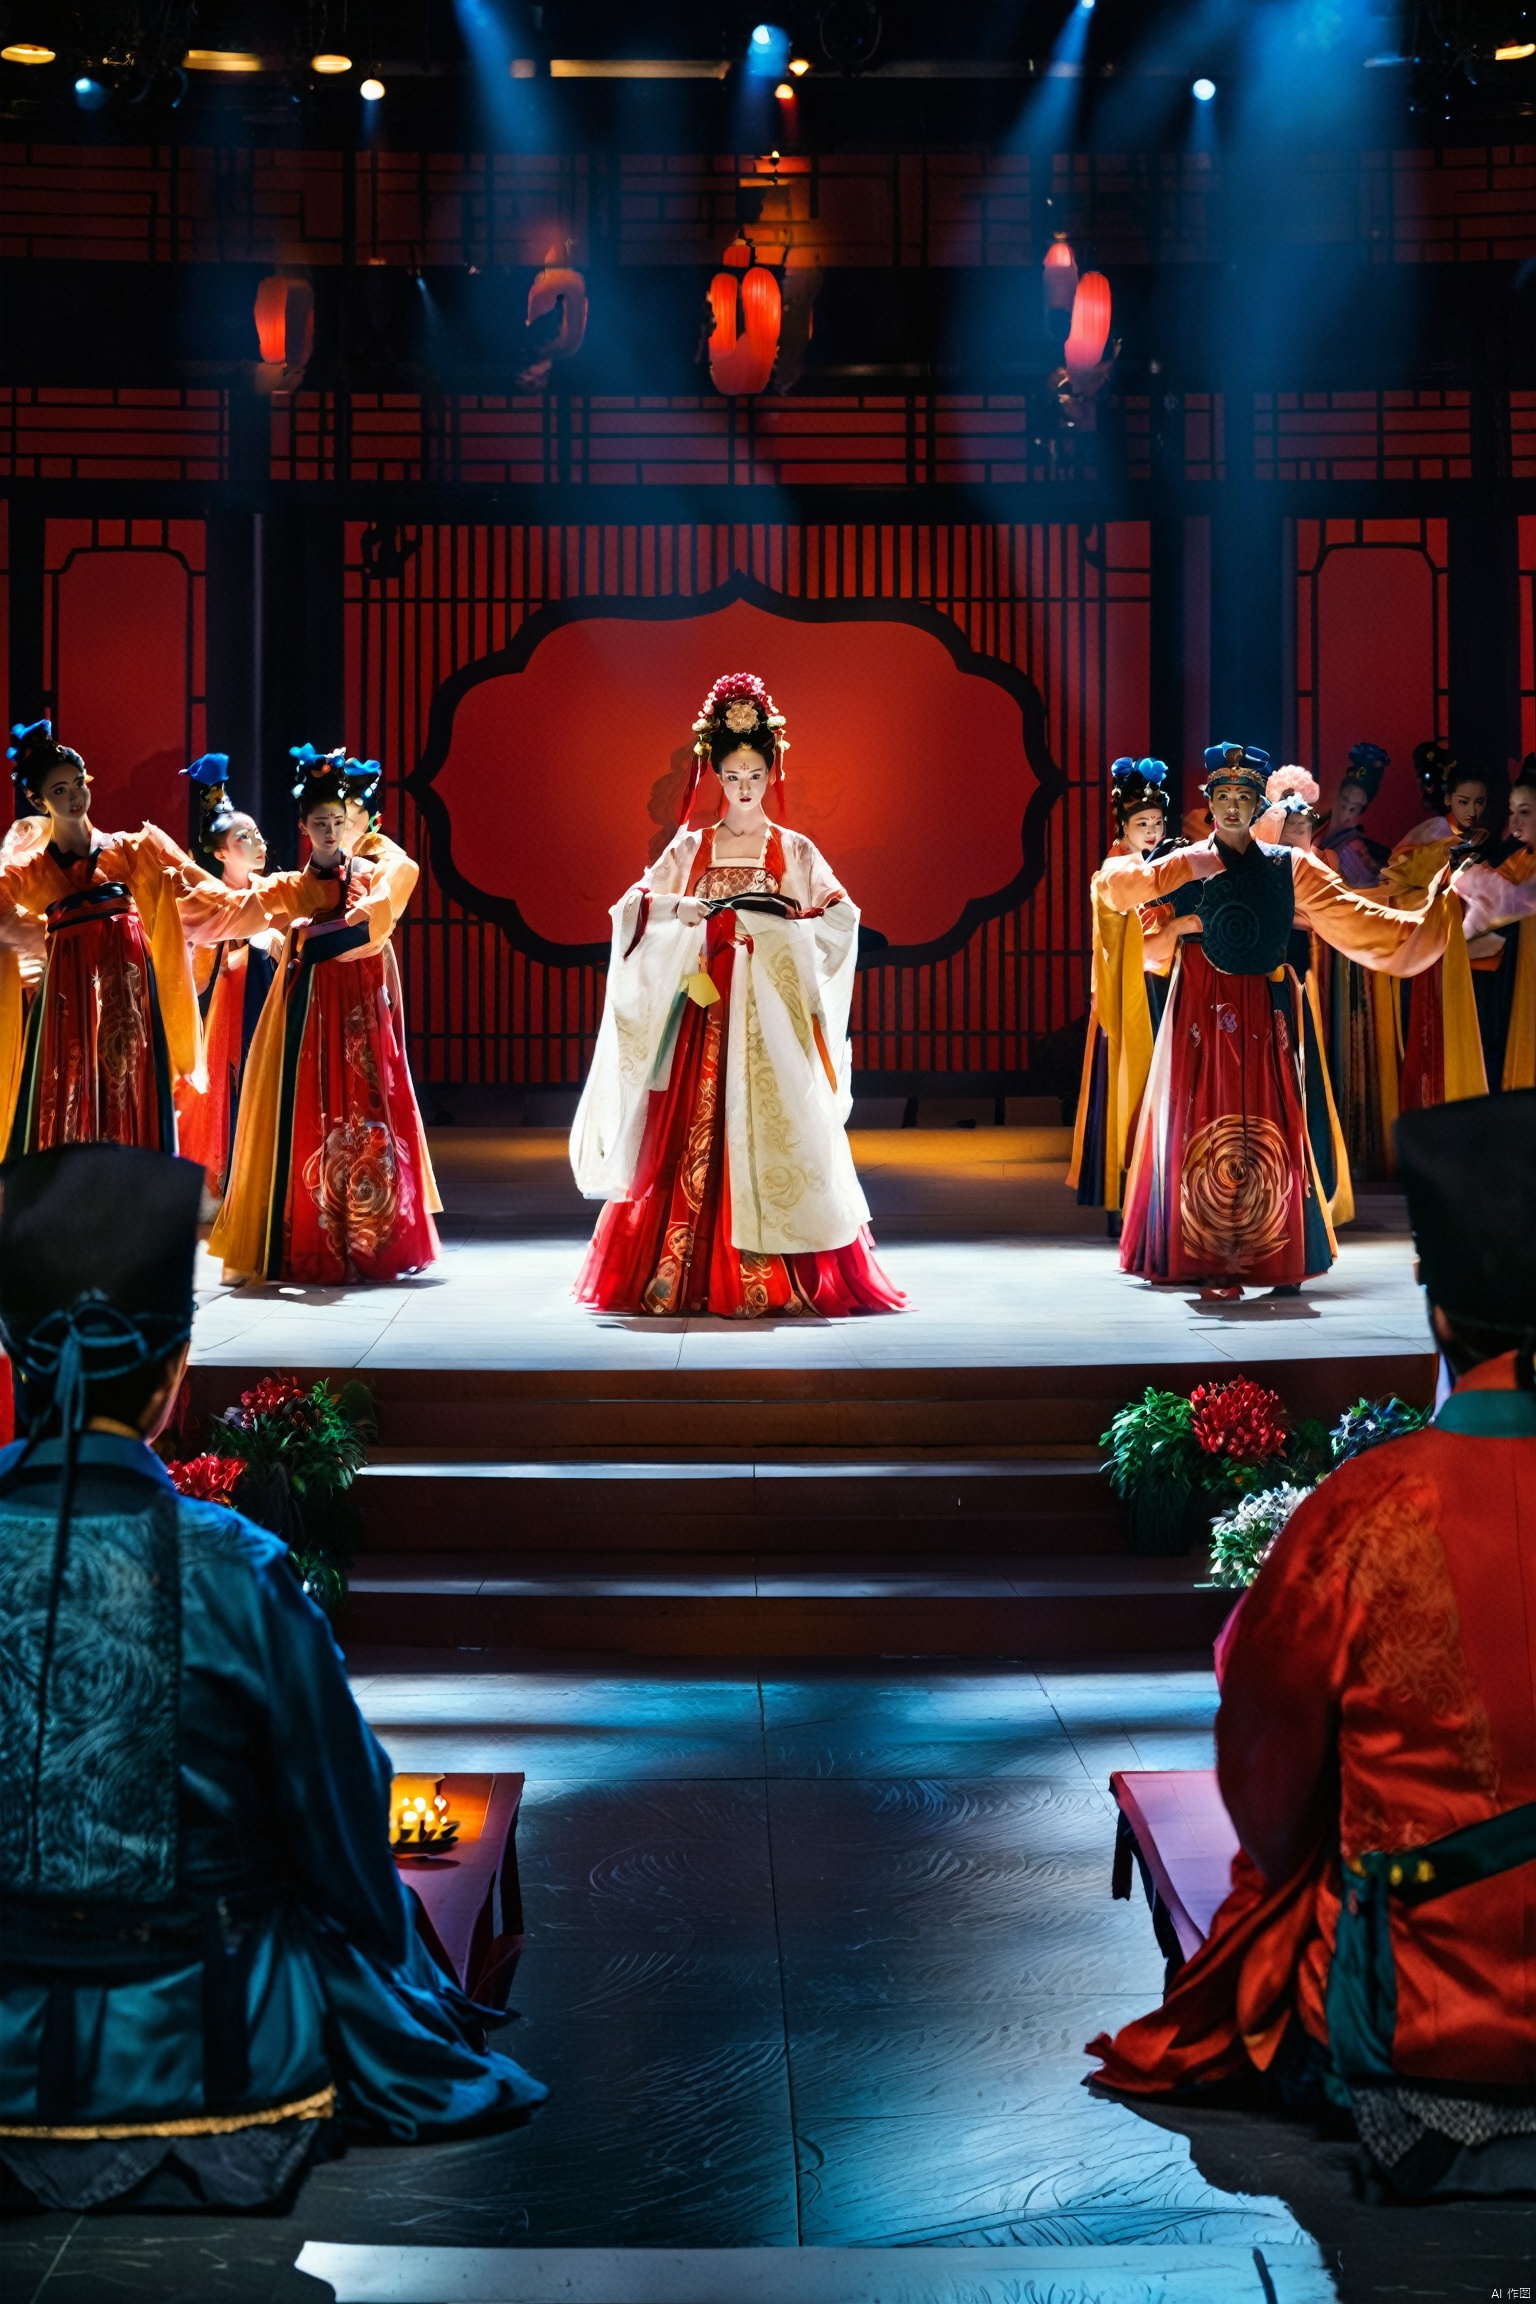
[
  {"left": 774, "top": 80, "right": 793, "bottom": 98},
  {"left": 1495, "top": 41, "right": 1536, "bottom": 59},
  {"left": 751, "top": 24, "right": 773, "bottom": 45},
  {"left": 746, "top": 21, "right": 790, "bottom": 73},
  {"left": 311, "top": 52, "right": 352, "bottom": 75},
  {"left": 74, "top": 73, "right": 110, "bottom": 108},
  {"left": 1192, "top": 76, "right": 1216, "bottom": 100},
  {"left": 1079, "top": 0, "right": 1094, "bottom": 10},
  {"left": 360, "top": 75, "right": 385, "bottom": 100},
  {"left": 1, "top": 42, "right": 56, "bottom": 64},
  {"left": 788, "top": 55, "right": 811, "bottom": 74}
]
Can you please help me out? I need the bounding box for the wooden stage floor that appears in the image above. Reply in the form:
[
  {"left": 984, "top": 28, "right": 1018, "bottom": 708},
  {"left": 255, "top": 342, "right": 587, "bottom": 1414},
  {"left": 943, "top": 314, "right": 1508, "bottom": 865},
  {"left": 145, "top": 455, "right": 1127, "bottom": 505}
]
[{"left": 191, "top": 1126, "right": 1431, "bottom": 1379}]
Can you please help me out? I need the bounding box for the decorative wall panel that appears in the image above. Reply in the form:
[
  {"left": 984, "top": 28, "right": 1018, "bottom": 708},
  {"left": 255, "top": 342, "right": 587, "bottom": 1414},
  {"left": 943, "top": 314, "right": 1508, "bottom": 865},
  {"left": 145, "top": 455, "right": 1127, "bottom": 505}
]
[
  {"left": 1293, "top": 516, "right": 1448, "bottom": 846},
  {"left": 346, "top": 518, "right": 1152, "bottom": 1086},
  {"left": 42, "top": 517, "right": 206, "bottom": 838}
]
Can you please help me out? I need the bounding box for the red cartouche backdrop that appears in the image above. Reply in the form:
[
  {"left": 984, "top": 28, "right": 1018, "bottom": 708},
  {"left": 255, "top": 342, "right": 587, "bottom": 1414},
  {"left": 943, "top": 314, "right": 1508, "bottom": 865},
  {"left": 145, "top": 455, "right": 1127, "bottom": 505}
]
[{"left": 429, "top": 597, "right": 1040, "bottom": 952}]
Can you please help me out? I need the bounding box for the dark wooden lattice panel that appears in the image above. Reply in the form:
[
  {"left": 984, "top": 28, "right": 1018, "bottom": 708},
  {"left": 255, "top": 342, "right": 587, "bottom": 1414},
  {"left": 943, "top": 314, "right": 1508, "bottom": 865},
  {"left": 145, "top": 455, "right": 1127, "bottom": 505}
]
[
  {"left": 345, "top": 518, "right": 1150, "bottom": 1088},
  {"left": 1255, "top": 392, "right": 1471, "bottom": 483},
  {"left": 0, "top": 387, "right": 228, "bottom": 482}
]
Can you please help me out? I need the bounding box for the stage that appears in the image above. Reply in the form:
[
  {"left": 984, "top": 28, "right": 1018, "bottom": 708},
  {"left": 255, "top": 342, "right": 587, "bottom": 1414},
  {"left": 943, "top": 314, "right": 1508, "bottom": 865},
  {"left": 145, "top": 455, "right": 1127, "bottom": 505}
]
[
  {"left": 186, "top": 1128, "right": 1434, "bottom": 1664},
  {"left": 192, "top": 1124, "right": 1428, "bottom": 1375}
]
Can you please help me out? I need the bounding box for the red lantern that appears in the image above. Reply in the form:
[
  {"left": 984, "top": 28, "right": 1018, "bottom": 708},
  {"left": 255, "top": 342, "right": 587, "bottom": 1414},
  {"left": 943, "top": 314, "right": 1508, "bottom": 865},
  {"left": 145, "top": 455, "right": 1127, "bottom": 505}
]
[
  {"left": 1064, "top": 270, "right": 1112, "bottom": 378},
  {"left": 707, "top": 264, "right": 780, "bottom": 396},
  {"left": 1042, "top": 233, "right": 1078, "bottom": 314},
  {"left": 253, "top": 274, "right": 314, "bottom": 393},
  {"left": 526, "top": 250, "right": 587, "bottom": 361}
]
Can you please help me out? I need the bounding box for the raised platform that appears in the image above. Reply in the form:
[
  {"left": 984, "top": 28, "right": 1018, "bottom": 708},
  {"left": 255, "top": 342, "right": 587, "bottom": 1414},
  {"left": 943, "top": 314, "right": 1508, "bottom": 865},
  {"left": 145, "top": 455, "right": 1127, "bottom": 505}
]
[{"left": 186, "top": 1130, "right": 1433, "bottom": 1662}]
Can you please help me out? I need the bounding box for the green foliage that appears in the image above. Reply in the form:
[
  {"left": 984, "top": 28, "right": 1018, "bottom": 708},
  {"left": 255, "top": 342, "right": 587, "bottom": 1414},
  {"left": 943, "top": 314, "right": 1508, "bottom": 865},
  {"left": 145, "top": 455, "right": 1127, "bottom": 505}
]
[
  {"left": 1285, "top": 1416, "right": 1334, "bottom": 1488},
  {"left": 1100, "top": 1387, "right": 1198, "bottom": 1500},
  {"left": 206, "top": 1376, "right": 375, "bottom": 1612},
  {"left": 1209, "top": 1483, "right": 1315, "bottom": 1589}
]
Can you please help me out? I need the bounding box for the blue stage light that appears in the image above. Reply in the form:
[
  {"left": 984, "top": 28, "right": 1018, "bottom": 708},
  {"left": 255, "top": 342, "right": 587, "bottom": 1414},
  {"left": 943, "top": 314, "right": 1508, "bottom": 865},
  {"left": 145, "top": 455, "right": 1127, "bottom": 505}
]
[
  {"left": 746, "top": 22, "right": 790, "bottom": 74},
  {"left": 1192, "top": 76, "right": 1216, "bottom": 101},
  {"left": 74, "top": 73, "right": 109, "bottom": 108}
]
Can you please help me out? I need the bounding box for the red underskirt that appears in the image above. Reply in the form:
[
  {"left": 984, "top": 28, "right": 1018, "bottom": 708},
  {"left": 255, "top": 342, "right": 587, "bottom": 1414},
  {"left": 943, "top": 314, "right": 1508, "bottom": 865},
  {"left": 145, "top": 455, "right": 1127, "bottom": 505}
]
[{"left": 576, "top": 917, "right": 904, "bottom": 1319}]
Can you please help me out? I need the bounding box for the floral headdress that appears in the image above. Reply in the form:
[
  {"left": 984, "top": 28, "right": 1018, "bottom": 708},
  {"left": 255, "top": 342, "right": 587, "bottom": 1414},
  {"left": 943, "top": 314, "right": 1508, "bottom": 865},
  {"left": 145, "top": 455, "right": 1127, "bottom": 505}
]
[
  {"left": 1343, "top": 742, "right": 1389, "bottom": 806},
  {"left": 288, "top": 741, "right": 349, "bottom": 813},
  {"left": 1111, "top": 755, "right": 1170, "bottom": 828},
  {"left": 1254, "top": 764, "right": 1320, "bottom": 844},
  {"left": 680, "top": 672, "right": 789, "bottom": 826}
]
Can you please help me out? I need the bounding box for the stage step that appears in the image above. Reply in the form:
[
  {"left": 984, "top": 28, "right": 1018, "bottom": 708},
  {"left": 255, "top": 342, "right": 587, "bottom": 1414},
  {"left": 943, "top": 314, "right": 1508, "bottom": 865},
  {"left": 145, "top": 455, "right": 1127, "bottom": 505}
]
[
  {"left": 355, "top": 1456, "right": 1121, "bottom": 1556},
  {"left": 338, "top": 1552, "right": 1231, "bottom": 1658},
  {"left": 188, "top": 1353, "right": 1431, "bottom": 1459}
]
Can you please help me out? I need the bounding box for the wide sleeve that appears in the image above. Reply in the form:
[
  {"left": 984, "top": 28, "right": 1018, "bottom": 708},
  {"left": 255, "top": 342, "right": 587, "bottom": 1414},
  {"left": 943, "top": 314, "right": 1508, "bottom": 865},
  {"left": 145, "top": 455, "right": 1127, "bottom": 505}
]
[
  {"left": 1096, "top": 844, "right": 1224, "bottom": 913},
  {"left": 1291, "top": 847, "right": 1458, "bottom": 977},
  {"left": 1213, "top": 1476, "right": 1355, "bottom": 1886},
  {"left": 570, "top": 852, "right": 700, "bottom": 1200},
  {"left": 253, "top": 1544, "right": 410, "bottom": 1965},
  {"left": 359, "top": 831, "right": 420, "bottom": 926}
]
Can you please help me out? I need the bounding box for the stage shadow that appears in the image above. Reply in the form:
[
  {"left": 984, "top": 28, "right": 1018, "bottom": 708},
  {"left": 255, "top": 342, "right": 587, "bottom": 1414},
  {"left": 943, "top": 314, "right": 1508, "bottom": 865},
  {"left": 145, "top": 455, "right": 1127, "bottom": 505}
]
[
  {"left": 1101, "top": 2091, "right": 1529, "bottom": 2304},
  {"left": 1188, "top": 1297, "right": 1323, "bottom": 1321}
]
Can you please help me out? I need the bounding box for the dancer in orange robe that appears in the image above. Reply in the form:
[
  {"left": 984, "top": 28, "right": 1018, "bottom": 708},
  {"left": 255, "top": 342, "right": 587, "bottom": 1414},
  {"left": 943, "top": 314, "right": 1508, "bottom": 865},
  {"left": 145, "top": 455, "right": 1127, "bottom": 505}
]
[
  {"left": 1384, "top": 745, "right": 1493, "bottom": 1110},
  {"left": 572, "top": 673, "right": 904, "bottom": 1318},
  {"left": 1315, "top": 742, "right": 1401, "bottom": 1176},
  {"left": 1067, "top": 759, "right": 1190, "bottom": 1224},
  {"left": 0, "top": 722, "right": 268, "bottom": 1155},
  {"left": 1490, "top": 765, "right": 1536, "bottom": 1091},
  {"left": 172, "top": 755, "right": 280, "bottom": 1198},
  {"left": 209, "top": 751, "right": 439, "bottom": 1285},
  {"left": 1089, "top": 1090, "right": 1536, "bottom": 2199},
  {"left": 1100, "top": 742, "right": 1465, "bottom": 1299}
]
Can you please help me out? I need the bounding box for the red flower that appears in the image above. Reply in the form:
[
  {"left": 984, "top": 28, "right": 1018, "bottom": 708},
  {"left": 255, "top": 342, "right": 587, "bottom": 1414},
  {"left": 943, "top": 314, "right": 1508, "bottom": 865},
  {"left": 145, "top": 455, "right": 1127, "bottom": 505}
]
[
  {"left": 165, "top": 1454, "right": 246, "bottom": 1504},
  {"left": 239, "top": 1375, "right": 308, "bottom": 1420},
  {"left": 1190, "top": 1378, "right": 1289, "bottom": 1465}
]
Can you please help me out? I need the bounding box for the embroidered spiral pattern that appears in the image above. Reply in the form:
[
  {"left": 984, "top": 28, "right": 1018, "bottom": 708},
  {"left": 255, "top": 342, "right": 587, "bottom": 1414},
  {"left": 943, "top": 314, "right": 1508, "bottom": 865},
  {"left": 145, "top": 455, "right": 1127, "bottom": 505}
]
[{"left": 1179, "top": 1112, "right": 1292, "bottom": 1269}]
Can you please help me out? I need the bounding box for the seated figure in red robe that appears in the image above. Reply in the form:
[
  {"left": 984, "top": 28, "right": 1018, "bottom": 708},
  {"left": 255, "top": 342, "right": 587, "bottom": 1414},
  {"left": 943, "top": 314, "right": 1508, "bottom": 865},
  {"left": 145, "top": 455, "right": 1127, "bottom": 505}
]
[{"left": 1089, "top": 1089, "right": 1536, "bottom": 2199}]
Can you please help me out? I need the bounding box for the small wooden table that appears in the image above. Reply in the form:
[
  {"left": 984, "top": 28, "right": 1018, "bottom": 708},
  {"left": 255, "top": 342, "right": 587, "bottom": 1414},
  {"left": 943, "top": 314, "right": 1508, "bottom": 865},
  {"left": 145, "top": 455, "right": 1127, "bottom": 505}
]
[
  {"left": 1110, "top": 1768, "right": 1239, "bottom": 1982},
  {"left": 392, "top": 1772, "right": 525, "bottom": 2008}
]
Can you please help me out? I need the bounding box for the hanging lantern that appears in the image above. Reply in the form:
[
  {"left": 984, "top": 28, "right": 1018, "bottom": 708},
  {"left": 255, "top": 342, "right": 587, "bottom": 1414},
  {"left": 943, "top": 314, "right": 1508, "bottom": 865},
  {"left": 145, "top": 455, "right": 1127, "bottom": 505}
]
[
  {"left": 525, "top": 247, "right": 587, "bottom": 361},
  {"left": 253, "top": 273, "right": 314, "bottom": 394},
  {"left": 707, "top": 262, "right": 780, "bottom": 396},
  {"left": 519, "top": 244, "right": 588, "bottom": 387},
  {"left": 1064, "top": 270, "right": 1112, "bottom": 379},
  {"left": 1042, "top": 232, "right": 1078, "bottom": 342}
]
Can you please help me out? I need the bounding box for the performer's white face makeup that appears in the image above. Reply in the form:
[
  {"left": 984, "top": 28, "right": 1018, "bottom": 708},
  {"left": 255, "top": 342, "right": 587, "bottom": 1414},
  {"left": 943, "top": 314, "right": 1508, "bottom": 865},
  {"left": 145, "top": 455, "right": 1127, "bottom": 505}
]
[
  {"left": 304, "top": 802, "right": 349, "bottom": 866},
  {"left": 1121, "top": 806, "right": 1164, "bottom": 855},
  {"left": 715, "top": 747, "right": 773, "bottom": 818},
  {"left": 1447, "top": 779, "right": 1487, "bottom": 831},
  {"left": 1209, "top": 784, "right": 1261, "bottom": 841},
  {"left": 214, "top": 813, "right": 266, "bottom": 886},
  {"left": 1508, "top": 785, "right": 1536, "bottom": 851},
  {"left": 341, "top": 796, "right": 373, "bottom": 850},
  {"left": 1331, "top": 781, "right": 1368, "bottom": 830}
]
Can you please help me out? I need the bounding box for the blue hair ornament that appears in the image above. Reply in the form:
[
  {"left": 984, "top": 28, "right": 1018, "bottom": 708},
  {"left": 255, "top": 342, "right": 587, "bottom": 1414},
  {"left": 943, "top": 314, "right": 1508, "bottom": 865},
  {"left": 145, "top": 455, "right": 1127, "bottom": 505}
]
[
  {"left": 181, "top": 752, "right": 230, "bottom": 788},
  {"left": 1135, "top": 758, "right": 1169, "bottom": 785}
]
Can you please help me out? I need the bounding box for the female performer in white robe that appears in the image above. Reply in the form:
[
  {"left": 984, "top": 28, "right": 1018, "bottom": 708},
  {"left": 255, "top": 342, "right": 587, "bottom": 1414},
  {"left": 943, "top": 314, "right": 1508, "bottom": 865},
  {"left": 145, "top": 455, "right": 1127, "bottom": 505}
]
[{"left": 570, "top": 672, "right": 905, "bottom": 1317}]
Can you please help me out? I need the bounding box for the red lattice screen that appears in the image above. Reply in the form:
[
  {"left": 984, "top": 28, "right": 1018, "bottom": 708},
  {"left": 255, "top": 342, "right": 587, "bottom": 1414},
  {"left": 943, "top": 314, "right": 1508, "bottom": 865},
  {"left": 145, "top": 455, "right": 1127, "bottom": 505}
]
[{"left": 345, "top": 519, "right": 1152, "bottom": 1086}]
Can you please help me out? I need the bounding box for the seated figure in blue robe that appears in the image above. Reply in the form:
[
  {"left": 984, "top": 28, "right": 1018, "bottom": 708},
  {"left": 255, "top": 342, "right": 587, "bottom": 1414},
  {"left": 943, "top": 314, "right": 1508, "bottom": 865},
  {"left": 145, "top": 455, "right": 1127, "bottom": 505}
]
[{"left": 0, "top": 1144, "right": 545, "bottom": 2212}]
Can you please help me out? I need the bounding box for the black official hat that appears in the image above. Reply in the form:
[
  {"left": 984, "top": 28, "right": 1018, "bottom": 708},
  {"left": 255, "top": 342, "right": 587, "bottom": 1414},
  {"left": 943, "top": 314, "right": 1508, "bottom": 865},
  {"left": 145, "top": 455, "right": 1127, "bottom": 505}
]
[
  {"left": 0, "top": 1146, "right": 203, "bottom": 1419},
  {"left": 1394, "top": 1092, "right": 1536, "bottom": 1338}
]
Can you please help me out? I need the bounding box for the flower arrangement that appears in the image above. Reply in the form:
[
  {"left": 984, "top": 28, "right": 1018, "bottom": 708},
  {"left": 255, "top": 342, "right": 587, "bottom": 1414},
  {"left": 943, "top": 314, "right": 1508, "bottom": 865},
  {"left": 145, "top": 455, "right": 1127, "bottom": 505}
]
[
  {"left": 1208, "top": 1483, "right": 1313, "bottom": 1589},
  {"left": 162, "top": 1374, "right": 375, "bottom": 1611},
  {"left": 164, "top": 1453, "right": 245, "bottom": 1505},
  {"left": 1101, "top": 1377, "right": 1429, "bottom": 1562}
]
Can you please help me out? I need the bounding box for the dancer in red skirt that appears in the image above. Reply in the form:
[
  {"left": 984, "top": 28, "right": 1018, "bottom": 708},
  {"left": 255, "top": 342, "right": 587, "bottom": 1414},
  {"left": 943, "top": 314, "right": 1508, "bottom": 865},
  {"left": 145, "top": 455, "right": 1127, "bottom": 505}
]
[
  {"left": 571, "top": 672, "right": 904, "bottom": 1317},
  {"left": 209, "top": 750, "right": 439, "bottom": 1284},
  {"left": 1098, "top": 740, "right": 1473, "bottom": 1300},
  {"left": 172, "top": 754, "right": 282, "bottom": 1198},
  {"left": 0, "top": 721, "right": 269, "bottom": 1156}
]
